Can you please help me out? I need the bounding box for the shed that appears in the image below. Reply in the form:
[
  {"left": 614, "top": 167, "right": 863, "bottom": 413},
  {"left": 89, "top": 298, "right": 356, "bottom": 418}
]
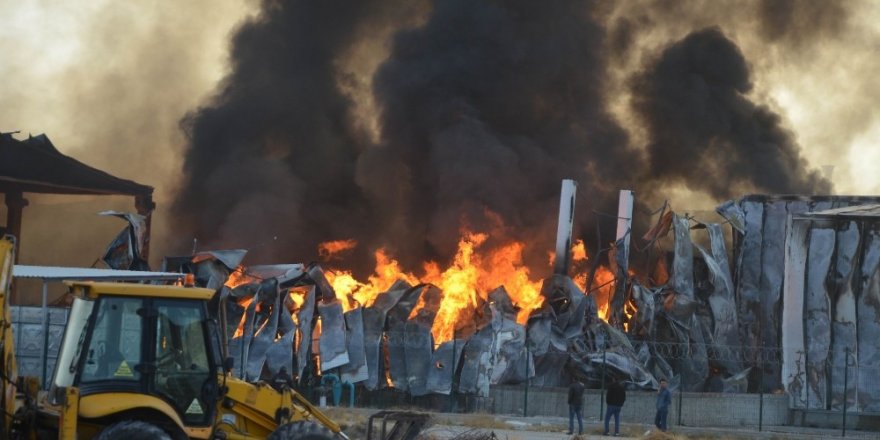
[{"left": 0, "top": 132, "right": 155, "bottom": 260}]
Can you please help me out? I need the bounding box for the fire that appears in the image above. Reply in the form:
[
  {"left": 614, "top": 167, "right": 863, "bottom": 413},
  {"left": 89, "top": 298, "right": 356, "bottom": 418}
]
[
  {"left": 572, "top": 239, "right": 587, "bottom": 262},
  {"left": 318, "top": 239, "right": 358, "bottom": 260},
  {"left": 325, "top": 271, "right": 360, "bottom": 311},
  {"left": 224, "top": 266, "right": 266, "bottom": 340},
  {"left": 421, "top": 232, "right": 485, "bottom": 344},
  {"left": 288, "top": 287, "right": 308, "bottom": 312},
  {"left": 322, "top": 233, "right": 633, "bottom": 341},
  {"left": 326, "top": 232, "right": 547, "bottom": 345},
  {"left": 548, "top": 239, "right": 587, "bottom": 267},
  {"left": 225, "top": 265, "right": 261, "bottom": 288},
  {"left": 325, "top": 249, "right": 420, "bottom": 309},
  {"left": 623, "top": 298, "right": 637, "bottom": 332},
  {"left": 232, "top": 297, "right": 255, "bottom": 338},
  {"left": 224, "top": 227, "right": 641, "bottom": 384},
  {"left": 480, "top": 241, "right": 542, "bottom": 325},
  {"left": 574, "top": 265, "right": 617, "bottom": 322}
]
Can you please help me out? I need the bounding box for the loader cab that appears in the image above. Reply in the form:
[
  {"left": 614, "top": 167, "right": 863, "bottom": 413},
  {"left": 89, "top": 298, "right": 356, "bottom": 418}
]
[{"left": 51, "top": 282, "right": 222, "bottom": 428}]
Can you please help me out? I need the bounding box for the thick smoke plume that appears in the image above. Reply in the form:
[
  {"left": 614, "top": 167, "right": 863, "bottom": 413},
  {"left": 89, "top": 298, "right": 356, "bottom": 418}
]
[
  {"left": 174, "top": 0, "right": 634, "bottom": 270},
  {"left": 356, "top": 0, "right": 634, "bottom": 267},
  {"left": 631, "top": 27, "right": 832, "bottom": 199},
  {"left": 175, "top": 1, "right": 397, "bottom": 266},
  {"left": 174, "top": 0, "right": 834, "bottom": 271},
  {"left": 756, "top": 0, "right": 849, "bottom": 49}
]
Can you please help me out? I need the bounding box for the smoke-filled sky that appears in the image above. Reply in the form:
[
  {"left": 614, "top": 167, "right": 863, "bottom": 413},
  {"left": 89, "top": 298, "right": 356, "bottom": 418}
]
[{"left": 2, "top": 0, "right": 880, "bottom": 270}]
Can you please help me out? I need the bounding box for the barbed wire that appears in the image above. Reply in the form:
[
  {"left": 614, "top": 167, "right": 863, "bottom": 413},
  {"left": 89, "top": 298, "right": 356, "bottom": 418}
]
[
  {"left": 378, "top": 329, "right": 783, "bottom": 366},
  {"left": 632, "top": 341, "right": 782, "bottom": 365}
]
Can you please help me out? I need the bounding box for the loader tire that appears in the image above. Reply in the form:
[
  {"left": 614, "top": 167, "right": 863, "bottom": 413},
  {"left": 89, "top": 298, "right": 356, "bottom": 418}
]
[
  {"left": 95, "top": 420, "right": 172, "bottom": 440},
  {"left": 268, "top": 420, "right": 335, "bottom": 440}
]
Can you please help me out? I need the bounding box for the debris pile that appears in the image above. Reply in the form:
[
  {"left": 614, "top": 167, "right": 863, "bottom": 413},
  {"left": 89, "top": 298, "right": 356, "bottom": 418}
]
[{"left": 147, "top": 192, "right": 880, "bottom": 412}]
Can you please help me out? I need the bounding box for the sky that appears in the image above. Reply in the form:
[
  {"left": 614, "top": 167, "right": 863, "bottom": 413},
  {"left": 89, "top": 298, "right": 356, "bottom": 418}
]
[{"left": 2, "top": 0, "right": 880, "bottom": 267}]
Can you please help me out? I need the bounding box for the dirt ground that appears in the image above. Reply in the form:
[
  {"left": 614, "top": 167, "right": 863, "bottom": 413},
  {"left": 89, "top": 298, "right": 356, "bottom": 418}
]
[{"left": 320, "top": 407, "right": 879, "bottom": 440}]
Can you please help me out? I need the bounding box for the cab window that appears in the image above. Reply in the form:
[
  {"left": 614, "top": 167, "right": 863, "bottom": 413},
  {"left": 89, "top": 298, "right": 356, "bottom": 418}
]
[
  {"left": 80, "top": 296, "right": 143, "bottom": 383},
  {"left": 154, "top": 299, "right": 212, "bottom": 425}
]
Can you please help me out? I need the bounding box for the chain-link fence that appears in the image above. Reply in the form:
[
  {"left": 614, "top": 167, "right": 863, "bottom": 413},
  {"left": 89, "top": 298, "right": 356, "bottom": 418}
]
[
  {"left": 13, "top": 298, "right": 872, "bottom": 434},
  {"left": 302, "top": 334, "right": 789, "bottom": 430},
  {"left": 787, "top": 346, "right": 878, "bottom": 411},
  {"left": 301, "top": 334, "right": 878, "bottom": 435}
]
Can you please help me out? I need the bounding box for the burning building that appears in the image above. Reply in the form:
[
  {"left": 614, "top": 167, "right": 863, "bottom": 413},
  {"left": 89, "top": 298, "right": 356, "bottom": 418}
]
[
  {"left": 163, "top": 182, "right": 880, "bottom": 413},
  {"left": 148, "top": 0, "right": 872, "bottom": 416}
]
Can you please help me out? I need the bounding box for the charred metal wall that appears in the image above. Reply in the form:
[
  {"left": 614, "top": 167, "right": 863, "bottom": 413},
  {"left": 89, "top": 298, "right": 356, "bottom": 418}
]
[
  {"left": 722, "top": 195, "right": 880, "bottom": 394},
  {"left": 89, "top": 194, "right": 875, "bottom": 409},
  {"left": 782, "top": 204, "right": 880, "bottom": 412}
]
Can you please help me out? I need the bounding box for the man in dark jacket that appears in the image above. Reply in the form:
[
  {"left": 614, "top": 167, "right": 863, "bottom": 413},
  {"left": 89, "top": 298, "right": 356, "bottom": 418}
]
[
  {"left": 567, "top": 380, "right": 585, "bottom": 435},
  {"left": 604, "top": 380, "right": 626, "bottom": 436},
  {"left": 655, "top": 378, "right": 672, "bottom": 432}
]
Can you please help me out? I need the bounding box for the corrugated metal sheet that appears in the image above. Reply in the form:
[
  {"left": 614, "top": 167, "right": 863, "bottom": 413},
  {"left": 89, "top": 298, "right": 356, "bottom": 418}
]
[
  {"left": 13, "top": 265, "right": 184, "bottom": 281},
  {"left": 782, "top": 198, "right": 880, "bottom": 411},
  {"left": 800, "top": 203, "right": 880, "bottom": 219},
  {"left": 11, "top": 306, "right": 68, "bottom": 384}
]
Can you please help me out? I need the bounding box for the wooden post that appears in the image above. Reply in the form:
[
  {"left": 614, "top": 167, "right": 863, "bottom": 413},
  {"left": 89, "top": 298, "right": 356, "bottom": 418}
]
[
  {"left": 4, "top": 190, "right": 27, "bottom": 304},
  {"left": 4, "top": 190, "right": 28, "bottom": 263}
]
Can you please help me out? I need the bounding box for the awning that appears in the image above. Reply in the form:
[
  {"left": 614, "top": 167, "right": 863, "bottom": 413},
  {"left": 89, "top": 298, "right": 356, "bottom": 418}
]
[
  {"left": 0, "top": 133, "right": 153, "bottom": 196},
  {"left": 13, "top": 265, "right": 184, "bottom": 281}
]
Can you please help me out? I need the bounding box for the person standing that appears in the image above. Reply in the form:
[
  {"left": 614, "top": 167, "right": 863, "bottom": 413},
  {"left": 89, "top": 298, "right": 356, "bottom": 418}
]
[
  {"left": 604, "top": 380, "right": 626, "bottom": 436},
  {"left": 655, "top": 378, "right": 672, "bottom": 432},
  {"left": 567, "top": 380, "right": 585, "bottom": 435}
]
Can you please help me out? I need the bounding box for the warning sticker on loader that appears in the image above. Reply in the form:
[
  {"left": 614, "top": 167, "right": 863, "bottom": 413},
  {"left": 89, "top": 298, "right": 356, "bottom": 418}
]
[
  {"left": 114, "top": 360, "right": 133, "bottom": 377},
  {"left": 186, "top": 398, "right": 204, "bottom": 415}
]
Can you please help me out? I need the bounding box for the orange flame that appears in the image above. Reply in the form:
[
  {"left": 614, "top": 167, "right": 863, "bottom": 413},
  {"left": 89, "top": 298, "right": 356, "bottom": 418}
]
[
  {"left": 574, "top": 265, "right": 617, "bottom": 322},
  {"left": 225, "top": 265, "right": 261, "bottom": 288},
  {"left": 572, "top": 239, "right": 588, "bottom": 262},
  {"left": 480, "top": 241, "right": 542, "bottom": 325},
  {"left": 225, "top": 266, "right": 265, "bottom": 340},
  {"left": 623, "top": 298, "right": 637, "bottom": 332},
  {"left": 324, "top": 232, "right": 550, "bottom": 344},
  {"left": 232, "top": 297, "right": 255, "bottom": 339},
  {"left": 325, "top": 249, "right": 421, "bottom": 310},
  {"left": 318, "top": 239, "right": 358, "bottom": 260},
  {"left": 288, "top": 287, "right": 308, "bottom": 312},
  {"left": 421, "top": 232, "right": 485, "bottom": 344},
  {"left": 229, "top": 230, "right": 640, "bottom": 381},
  {"left": 548, "top": 239, "right": 588, "bottom": 267}
]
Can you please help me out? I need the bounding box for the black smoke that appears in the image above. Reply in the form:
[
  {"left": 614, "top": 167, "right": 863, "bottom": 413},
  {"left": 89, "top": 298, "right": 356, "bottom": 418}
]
[
  {"left": 630, "top": 27, "right": 832, "bottom": 199},
  {"left": 174, "top": 0, "right": 392, "bottom": 265},
  {"left": 356, "top": 0, "right": 634, "bottom": 267},
  {"left": 174, "top": 0, "right": 635, "bottom": 271},
  {"left": 173, "top": 1, "right": 832, "bottom": 272},
  {"left": 757, "top": 0, "right": 849, "bottom": 48}
]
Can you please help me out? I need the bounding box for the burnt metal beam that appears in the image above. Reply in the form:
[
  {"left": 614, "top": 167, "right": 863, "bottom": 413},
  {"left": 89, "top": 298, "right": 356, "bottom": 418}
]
[{"left": 553, "top": 179, "right": 577, "bottom": 276}]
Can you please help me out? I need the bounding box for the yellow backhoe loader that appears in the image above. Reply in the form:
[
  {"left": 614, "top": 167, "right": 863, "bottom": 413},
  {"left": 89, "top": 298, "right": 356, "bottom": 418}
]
[{"left": 0, "top": 235, "right": 348, "bottom": 439}]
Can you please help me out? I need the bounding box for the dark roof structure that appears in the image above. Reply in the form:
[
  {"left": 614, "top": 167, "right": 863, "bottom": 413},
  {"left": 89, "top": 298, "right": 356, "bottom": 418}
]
[
  {"left": 0, "top": 132, "right": 152, "bottom": 196},
  {"left": 1, "top": 132, "right": 156, "bottom": 265}
]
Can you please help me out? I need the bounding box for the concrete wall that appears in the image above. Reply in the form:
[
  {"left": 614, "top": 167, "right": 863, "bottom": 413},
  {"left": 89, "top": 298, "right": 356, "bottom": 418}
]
[
  {"left": 789, "top": 409, "right": 880, "bottom": 431},
  {"left": 489, "top": 385, "right": 789, "bottom": 428}
]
